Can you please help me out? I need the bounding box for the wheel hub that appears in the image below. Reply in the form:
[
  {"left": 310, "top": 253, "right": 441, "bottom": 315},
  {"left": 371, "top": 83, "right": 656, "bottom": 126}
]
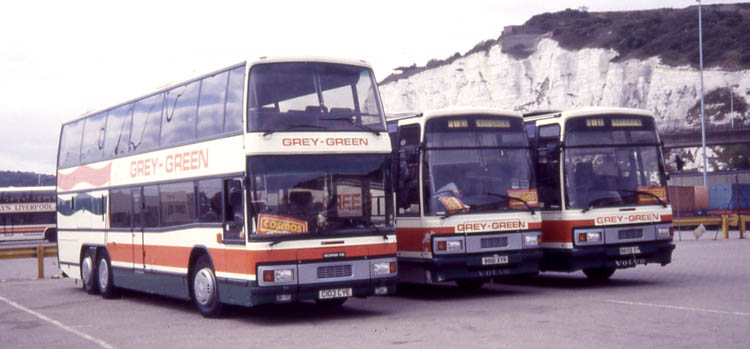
[{"left": 194, "top": 269, "right": 215, "bottom": 306}]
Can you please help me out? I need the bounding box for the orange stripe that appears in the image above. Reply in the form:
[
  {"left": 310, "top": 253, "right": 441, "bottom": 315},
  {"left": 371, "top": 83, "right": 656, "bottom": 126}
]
[{"left": 106, "top": 242, "right": 397, "bottom": 276}]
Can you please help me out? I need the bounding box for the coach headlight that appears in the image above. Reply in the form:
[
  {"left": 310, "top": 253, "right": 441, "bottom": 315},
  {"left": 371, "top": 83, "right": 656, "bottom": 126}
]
[
  {"left": 372, "top": 261, "right": 397, "bottom": 276},
  {"left": 434, "top": 237, "right": 466, "bottom": 254},
  {"left": 656, "top": 225, "right": 673, "bottom": 240},
  {"left": 258, "top": 265, "right": 297, "bottom": 286},
  {"left": 523, "top": 233, "right": 543, "bottom": 248},
  {"left": 575, "top": 228, "right": 604, "bottom": 246}
]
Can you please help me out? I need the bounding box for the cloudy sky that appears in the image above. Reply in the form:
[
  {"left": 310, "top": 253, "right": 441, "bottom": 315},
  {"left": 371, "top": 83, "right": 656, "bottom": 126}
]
[{"left": 0, "top": 0, "right": 738, "bottom": 174}]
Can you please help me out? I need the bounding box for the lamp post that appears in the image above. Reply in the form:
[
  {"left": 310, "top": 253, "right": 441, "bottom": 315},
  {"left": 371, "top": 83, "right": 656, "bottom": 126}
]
[{"left": 698, "top": 0, "right": 708, "bottom": 186}]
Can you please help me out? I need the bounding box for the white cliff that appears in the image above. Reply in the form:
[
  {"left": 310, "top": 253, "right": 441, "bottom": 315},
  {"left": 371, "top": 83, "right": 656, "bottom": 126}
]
[{"left": 380, "top": 38, "right": 750, "bottom": 133}]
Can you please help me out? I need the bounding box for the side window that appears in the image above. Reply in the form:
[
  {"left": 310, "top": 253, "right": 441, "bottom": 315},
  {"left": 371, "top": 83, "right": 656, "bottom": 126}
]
[
  {"left": 110, "top": 188, "right": 132, "bottom": 228},
  {"left": 224, "top": 66, "right": 245, "bottom": 133},
  {"left": 131, "top": 94, "right": 164, "bottom": 153},
  {"left": 143, "top": 185, "right": 159, "bottom": 228},
  {"left": 163, "top": 81, "right": 200, "bottom": 146},
  {"left": 396, "top": 125, "right": 421, "bottom": 216},
  {"left": 159, "top": 181, "right": 196, "bottom": 227},
  {"left": 197, "top": 71, "right": 229, "bottom": 139},
  {"left": 197, "top": 179, "right": 222, "bottom": 223},
  {"left": 102, "top": 103, "right": 134, "bottom": 158},
  {"left": 223, "top": 178, "right": 245, "bottom": 241},
  {"left": 80, "top": 112, "right": 108, "bottom": 164},
  {"left": 58, "top": 119, "right": 84, "bottom": 169},
  {"left": 536, "top": 125, "right": 562, "bottom": 209}
]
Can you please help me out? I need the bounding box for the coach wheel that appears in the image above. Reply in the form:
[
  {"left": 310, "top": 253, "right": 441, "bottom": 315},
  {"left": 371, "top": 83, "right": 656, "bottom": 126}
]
[
  {"left": 191, "top": 255, "right": 223, "bottom": 317},
  {"left": 455, "top": 279, "right": 486, "bottom": 291},
  {"left": 81, "top": 249, "right": 98, "bottom": 295},
  {"left": 583, "top": 267, "right": 616, "bottom": 282},
  {"left": 97, "top": 251, "right": 118, "bottom": 298},
  {"left": 315, "top": 297, "right": 347, "bottom": 308},
  {"left": 44, "top": 229, "right": 57, "bottom": 243}
]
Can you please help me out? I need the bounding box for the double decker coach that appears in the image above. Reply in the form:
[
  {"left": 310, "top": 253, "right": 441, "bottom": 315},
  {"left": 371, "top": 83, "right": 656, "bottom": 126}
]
[
  {"left": 524, "top": 107, "right": 675, "bottom": 281},
  {"left": 56, "top": 57, "right": 397, "bottom": 316},
  {"left": 0, "top": 186, "right": 57, "bottom": 242},
  {"left": 388, "top": 108, "right": 542, "bottom": 289}
]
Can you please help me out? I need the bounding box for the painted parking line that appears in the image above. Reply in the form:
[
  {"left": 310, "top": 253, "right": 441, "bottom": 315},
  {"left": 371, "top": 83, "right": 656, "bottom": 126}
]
[
  {"left": 606, "top": 299, "right": 750, "bottom": 317},
  {"left": 0, "top": 294, "right": 114, "bottom": 349}
]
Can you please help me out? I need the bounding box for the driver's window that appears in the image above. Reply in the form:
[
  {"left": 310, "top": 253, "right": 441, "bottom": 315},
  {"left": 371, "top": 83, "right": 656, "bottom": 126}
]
[{"left": 223, "top": 178, "right": 245, "bottom": 241}]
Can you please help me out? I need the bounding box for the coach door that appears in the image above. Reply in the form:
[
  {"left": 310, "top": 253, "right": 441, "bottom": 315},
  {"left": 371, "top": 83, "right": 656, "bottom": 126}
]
[{"left": 132, "top": 188, "right": 146, "bottom": 271}]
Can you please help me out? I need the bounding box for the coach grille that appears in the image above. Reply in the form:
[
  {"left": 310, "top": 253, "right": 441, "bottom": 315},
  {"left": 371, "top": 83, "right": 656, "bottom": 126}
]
[
  {"left": 480, "top": 236, "right": 509, "bottom": 249},
  {"left": 317, "top": 264, "right": 352, "bottom": 279},
  {"left": 618, "top": 228, "right": 643, "bottom": 240}
]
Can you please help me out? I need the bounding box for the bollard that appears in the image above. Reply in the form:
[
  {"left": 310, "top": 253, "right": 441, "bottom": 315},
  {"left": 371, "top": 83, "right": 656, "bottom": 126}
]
[
  {"left": 37, "top": 245, "right": 44, "bottom": 278},
  {"left": 722, "top": 215, "right": 729, "bottom": 239},
  {"left": 741, "top": 216, "right": 747, "bottom": 239}
]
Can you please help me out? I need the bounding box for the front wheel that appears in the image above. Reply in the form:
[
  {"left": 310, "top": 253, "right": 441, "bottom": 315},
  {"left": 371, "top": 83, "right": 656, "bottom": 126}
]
[
  {"left": 583, "top": 267, "right": 616, "bottom": 282},
  {"left": 81, "top": 249, "right": 98, "bottom": 295},
  {"left": 191, "top": 255, "right": 223, "bottom": 317},
  {"left": 97, "top": 251, "right": 118, "bottom": 298}
]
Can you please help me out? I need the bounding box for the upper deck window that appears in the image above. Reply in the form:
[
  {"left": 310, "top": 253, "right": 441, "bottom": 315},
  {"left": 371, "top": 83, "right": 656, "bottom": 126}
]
[{"left": 247, "top": 62, "right": 385, "bottom": 133}]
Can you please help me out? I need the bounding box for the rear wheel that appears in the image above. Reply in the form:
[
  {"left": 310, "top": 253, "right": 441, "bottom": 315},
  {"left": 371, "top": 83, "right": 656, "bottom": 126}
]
[
  {"left": 44, "top": 229, "right": 57, "bottom": 243},
  {"left": 81, "top": 249, "right": 98, "bottom": 295},
  {"left": 455, "top": 279, "right": 486, "bottom": 291},
  {"left": 97, "top": 251, "right": 118, "bottom": 298},
  {"left": 583, "top": 267, "right": 616, "bottom": 282},
  {"left": 191, "top": 255, "right": 223, "bottom": 317}
]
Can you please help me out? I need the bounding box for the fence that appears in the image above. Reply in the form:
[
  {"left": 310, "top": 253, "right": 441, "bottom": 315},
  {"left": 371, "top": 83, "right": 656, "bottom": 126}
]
[{"left": 0, "top": 245, "right": 57, "bottom": 278}]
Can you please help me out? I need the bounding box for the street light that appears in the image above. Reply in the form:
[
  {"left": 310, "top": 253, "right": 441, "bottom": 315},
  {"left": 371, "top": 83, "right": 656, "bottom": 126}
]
[{"left": 698, "top": 0, "right": 708, "bottom": 186}]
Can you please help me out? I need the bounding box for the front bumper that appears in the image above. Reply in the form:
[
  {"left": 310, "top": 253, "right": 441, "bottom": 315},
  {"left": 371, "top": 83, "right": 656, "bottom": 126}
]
[
  {"left": 398, "top": 249, "right": 543, "bottom": 284},
  {"left": 542, "top": 239, "right": 675, "bottom": 272}
]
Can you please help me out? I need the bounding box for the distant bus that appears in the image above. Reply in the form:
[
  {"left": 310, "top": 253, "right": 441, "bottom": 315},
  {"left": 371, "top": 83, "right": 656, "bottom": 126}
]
[
  {"left": 56, "top": 57, "right": 396, "bottom": 316},
  {"left": 0, "top": 186, "right": 57, "bottom": 242},
  {"left": 524, "top": 107, "right": 674, "bottom": 281}
]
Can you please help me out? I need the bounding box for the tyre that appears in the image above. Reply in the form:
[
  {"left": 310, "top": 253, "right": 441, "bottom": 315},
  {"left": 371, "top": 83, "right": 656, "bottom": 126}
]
[
  {"left": 44, "top": 229, "right": 57, "bottom": 243},
  {"left": 191, "top": 255, "right": 223, "bottom": 317},
  {"left": 315, "top": 297, "right": 347, "bottom": 308},
  {"left": 455, "top": 279, "right": 486, "bottom": 291},
  {"left": 97, "top": 250, "right": 119, "bottom": 298},
  {"left": 583, "top": 267, "right": 616, "bottom": 282},
  {"left": 81, "top": 249, "right": 98, "bottom": 295}
]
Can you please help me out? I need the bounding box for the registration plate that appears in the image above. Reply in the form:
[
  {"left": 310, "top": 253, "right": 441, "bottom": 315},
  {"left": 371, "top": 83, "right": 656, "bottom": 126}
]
[
  {"left": 318, "top": 287, "right": 352, "bottom": 299},
  {"left": 482, "top": 255, "right": 509, "bottom": 266},
  {"left": 619, "top": 246, "right": 641, "bottom": 255}
]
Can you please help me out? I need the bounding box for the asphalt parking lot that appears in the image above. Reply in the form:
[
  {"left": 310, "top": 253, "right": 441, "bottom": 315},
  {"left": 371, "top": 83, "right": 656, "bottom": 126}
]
[{"left": 1, "top": 235, "right": 748, "bottom": 348}]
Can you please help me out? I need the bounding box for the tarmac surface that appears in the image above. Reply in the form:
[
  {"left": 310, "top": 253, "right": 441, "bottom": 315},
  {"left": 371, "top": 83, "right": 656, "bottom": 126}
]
[{"left": 0, "top": 235, "right": 748, "bottom": 348}]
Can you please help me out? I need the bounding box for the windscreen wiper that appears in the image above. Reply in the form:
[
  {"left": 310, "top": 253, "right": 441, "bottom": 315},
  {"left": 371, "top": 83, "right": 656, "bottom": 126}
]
[
  {"left": 484, "top": 192, "right": 536, "bottom": 215},
  {"left": 440, "top": 207, "right": 473, "bottom": 220},
  {"left": 581, "top": 196, "right": 622, "bottom": 213},
  {"left": 617, "top": 189, "right": 668, "bottom": 207},
  {"left": 262, "top": 124, "right": 327, "bottom": 136},
  {"left": 320, "top": 117, "right": 380, "bottom": 136}
]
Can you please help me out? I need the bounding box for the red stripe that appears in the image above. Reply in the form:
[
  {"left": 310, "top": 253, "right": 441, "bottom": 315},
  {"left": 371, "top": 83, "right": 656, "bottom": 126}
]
[
  {"left": 57, "top": 163, "right": 112, "bottom": 191},
  {"left": 396, "top": 227, "right": 454, "bottom": 253}
]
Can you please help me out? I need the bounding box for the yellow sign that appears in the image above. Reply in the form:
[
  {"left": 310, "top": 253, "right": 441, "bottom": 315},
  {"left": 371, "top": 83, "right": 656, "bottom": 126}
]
[
  {"left": 476, "top": 119, "right": 510, "bottom": 128},
  {"left": 586, "top": 119, "right": 605, "bottom": 127},
  {"left": 448, "top": 119, "right": 469, "bottom": 128},
  {"left": 257, "top": 214, "right": 308, "bottom": 235},
  {"left": 438, "top": 196, "right": 469, "bottom": 213},
  {"left": 636, "top": 186, "right": 668, "bottom": 204},
  {"left": 612, "top": 119, "right": 643, "bottom": 127},
  {"left": 507, "top": 189, "right": 539, "bottom": 208}
]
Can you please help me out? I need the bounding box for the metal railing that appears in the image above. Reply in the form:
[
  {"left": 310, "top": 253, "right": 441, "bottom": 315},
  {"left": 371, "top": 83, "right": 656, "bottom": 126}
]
[{"left": 0, "top": 245, "right": 57, "bottom": 278}]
